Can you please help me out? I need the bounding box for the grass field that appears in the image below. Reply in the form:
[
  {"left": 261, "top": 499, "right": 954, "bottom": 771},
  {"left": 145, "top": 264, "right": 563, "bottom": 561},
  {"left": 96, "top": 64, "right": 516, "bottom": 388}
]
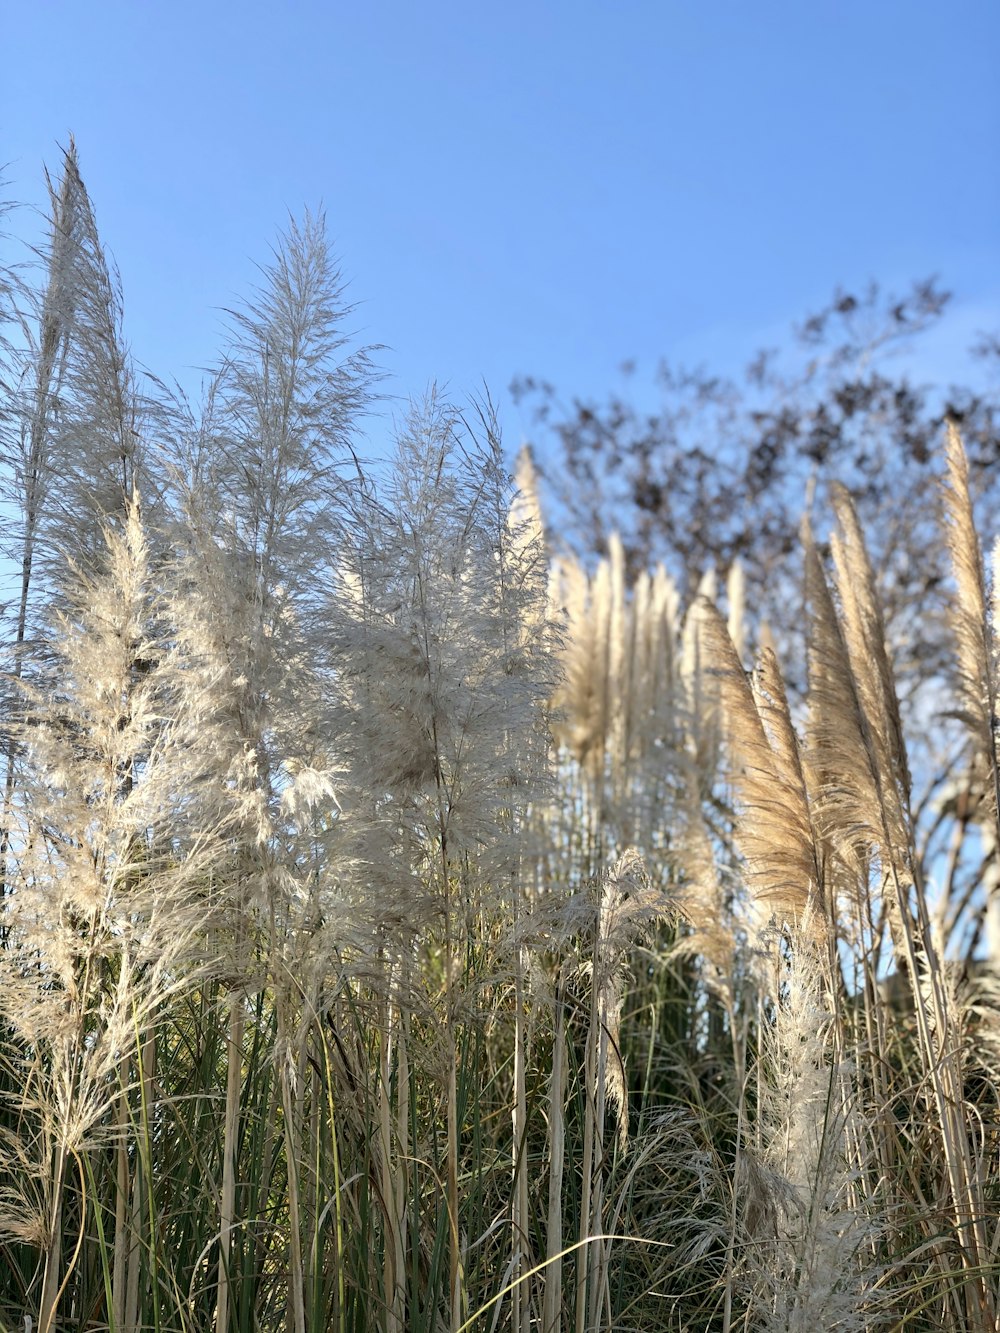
[{"left": 0, "top": 149, "right": 998, "bottom": 1333}]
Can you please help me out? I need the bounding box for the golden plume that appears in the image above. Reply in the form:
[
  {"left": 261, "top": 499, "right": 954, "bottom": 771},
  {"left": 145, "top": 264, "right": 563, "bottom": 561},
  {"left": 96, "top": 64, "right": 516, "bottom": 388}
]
[
  {"left": 940, "top": 422, "right": 1000, "bottom": 824},
  {"left": 699, "top": 603, "right": 821, "bottom": 932}
]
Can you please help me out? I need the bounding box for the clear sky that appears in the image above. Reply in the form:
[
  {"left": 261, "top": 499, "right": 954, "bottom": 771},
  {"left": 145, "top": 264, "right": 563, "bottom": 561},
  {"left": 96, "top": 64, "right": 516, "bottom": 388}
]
[{"left": 3, "top": 0, "right": 998, "bottom": 456}]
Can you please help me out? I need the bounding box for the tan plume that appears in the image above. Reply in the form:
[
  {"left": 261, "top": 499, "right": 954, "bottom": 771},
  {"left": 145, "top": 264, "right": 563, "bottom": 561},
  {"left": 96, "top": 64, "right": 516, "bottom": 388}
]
[
  {"left": 700, "top": 603, "right": 821, "bottom": 931},
  {"left": 801, "top": 535, "right": 887, "bottom": 874},
  {"left": 828, "top": 483, "right": 911, "bottom": 817},
  {"left": 941, "top": 423, "right": 1000, "bottom": 824}
]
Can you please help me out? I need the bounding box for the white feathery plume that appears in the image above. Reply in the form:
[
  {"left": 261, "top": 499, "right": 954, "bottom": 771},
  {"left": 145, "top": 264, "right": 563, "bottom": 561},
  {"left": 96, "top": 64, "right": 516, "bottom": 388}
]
[
  {"left": 166, "top": 215, "right": 376, "bottom": 1333},
  {"left": 0, "top": 499, "right": 212, "bottom": 1333},
  {"left": 510, "top": 443, "right": 546, "bottom": 556},
  {"left": 680, "top": 569, "right": 721, "bottom": 779},
  {"left": 9, "top": 143, "right": 153, "bottom": 603},
  {"left": 329, "top": 390, "right": 554, "bottom": 938},
  {"left": 628, "top": 568, "right": 652, "bottom": 765},
  {"left": 607, "top": 532, "right": 628, "bottom": 793}
]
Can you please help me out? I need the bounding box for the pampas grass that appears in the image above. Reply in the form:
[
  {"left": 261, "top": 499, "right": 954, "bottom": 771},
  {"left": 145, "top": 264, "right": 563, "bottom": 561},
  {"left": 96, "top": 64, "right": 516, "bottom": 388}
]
[{"left": 1, "top": 148, "right": 999, "bottom": 1333}]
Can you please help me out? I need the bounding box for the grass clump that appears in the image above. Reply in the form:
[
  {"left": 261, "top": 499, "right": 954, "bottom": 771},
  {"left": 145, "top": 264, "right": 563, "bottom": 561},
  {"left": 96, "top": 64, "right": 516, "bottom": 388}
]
[{"left": 0, "top": 145, "right": 998, "bottom": 1333}]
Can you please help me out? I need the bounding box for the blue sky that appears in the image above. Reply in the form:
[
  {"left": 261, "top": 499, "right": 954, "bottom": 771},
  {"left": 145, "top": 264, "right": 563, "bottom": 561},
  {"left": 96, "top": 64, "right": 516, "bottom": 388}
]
[{"left": 3, "top": 0, "right": 998, "bottom": 458}]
